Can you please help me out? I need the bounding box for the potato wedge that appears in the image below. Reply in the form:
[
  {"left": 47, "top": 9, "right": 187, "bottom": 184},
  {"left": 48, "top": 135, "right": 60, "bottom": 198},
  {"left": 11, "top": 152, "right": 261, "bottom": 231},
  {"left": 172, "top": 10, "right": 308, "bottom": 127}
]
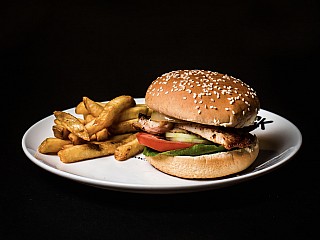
[
  {"left": 95, "top": 128, "right": 110, "bottom": 141},
  {"left": 85, "top": 95, "right": 136, "bottom": 136},
  {"left": 109, "top": 119, "right": 138, "bottom": 135},
  {"left": 54, "top": 111, "right": 90, "bottom": 141},
  {"left": 58, "top": 140, "right": 122, "bottom": 163},
  {"left": 68, "top": 132, "right": 87, "bottom": 145},
  {"left": 75, "top": 101, "right": 89, "bottom": 115},
  {"left": 52, "top": 124, "right": 70, "bottom": 139},
  {"left": 38, "top": 138, "right": 72, "bottom": 154},
  {"left": 114, "top": 137, "right": 144, "bottom": 161},
  {"left": 108, "top": 133, "right": 133, "bottom": 142},
  {"left": 117, "top": 105, "right": 149, "bottom": 122},
  {"left": 83, "top": 96, "right": 104, "bottom": 117},
  {"left": 84, "top": 114, "right": 95, "bottom": 123}
]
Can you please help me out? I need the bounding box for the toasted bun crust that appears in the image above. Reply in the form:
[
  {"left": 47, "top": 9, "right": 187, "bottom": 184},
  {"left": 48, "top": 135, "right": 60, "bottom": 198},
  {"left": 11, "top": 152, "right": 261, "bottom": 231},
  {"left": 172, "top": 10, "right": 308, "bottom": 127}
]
[
  {"left": 145, "top": 137, "right": 259, "bottom": 179},
  {"left": 145, "top": 70, "right": 260, "bottom": 127}
]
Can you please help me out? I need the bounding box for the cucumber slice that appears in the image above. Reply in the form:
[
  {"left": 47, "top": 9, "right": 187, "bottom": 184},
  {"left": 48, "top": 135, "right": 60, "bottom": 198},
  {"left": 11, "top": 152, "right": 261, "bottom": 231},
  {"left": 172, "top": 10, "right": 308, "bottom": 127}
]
[{"left": 165, "top": 132, "right": 211, "bottom": 144}]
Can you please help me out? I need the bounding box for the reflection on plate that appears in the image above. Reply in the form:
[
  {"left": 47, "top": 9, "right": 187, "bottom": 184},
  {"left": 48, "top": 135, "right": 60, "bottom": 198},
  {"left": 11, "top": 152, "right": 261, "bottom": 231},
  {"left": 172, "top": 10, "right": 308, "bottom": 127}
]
[{"left": 22, "top": 98, "right": 302, "bottom": 194}]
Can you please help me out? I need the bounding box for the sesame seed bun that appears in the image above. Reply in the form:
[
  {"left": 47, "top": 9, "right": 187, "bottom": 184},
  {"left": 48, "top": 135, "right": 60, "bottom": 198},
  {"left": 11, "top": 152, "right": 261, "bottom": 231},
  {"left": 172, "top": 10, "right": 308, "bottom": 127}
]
[
  {"left": 145, "top": 69, "right": 260, "bottom": 128},
  {"left": 145, "top": 137, "right": 259, "bottom": 179}
]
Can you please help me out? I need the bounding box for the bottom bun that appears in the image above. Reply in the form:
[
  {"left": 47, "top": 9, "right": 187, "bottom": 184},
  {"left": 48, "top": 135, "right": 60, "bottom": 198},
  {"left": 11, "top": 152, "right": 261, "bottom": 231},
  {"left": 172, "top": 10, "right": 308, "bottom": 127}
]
[{"left": 145, "top": 138, "right": 259, "bottom": 179}]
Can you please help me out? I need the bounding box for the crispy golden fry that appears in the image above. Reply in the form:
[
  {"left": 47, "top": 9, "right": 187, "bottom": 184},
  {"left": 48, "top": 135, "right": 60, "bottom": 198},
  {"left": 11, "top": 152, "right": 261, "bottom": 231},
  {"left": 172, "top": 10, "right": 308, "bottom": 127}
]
[
  {"left": 52, "top": 124, "right": 70, "bottom": 139},
  {"left": 38, "top": 138, "right": 72, "bottom": 154},
  {"left": 90, "top": 134, "right": 96, "bottom": 141},
  {"left": 117, "top": 105, "right": 149, "bottom": 122},
  {"left": 57, "top": 132, "right": 139, "bottom": 163},
  {"left": 54, "top": 111, "right": 90, "bottom": 141},
  {"left": 109, "top": 119, "right": 138, "bottom": 135},
  {"left": 75, "top": 100, "right": 106, "bottom": 115},
  {"left": 58, "top": 140, "right": 123, "bottom": 163},
  {"left": 118, "top": 132, "right": 139, "bottom": 144},
  {"left": 85, "top": 95, "right": 136, "bottom": 136},
  {"left": 78, "top": 118, "right": 86, "bottom": 125},
  {"left": 54, "top": 119, "right": 62, "bottom": 125},
  {"left": 114, "top": 137, "right": 144, "bottom": 161},
  {"left": 84, "top": 114, "right": 95, "bottom": 123},
  {"left": 75, "top": 101, "right": 89, "bottom": 115},
  {"left": 90, "top": 128, "right": 110, "bottom": 141},
  {"left": 68, "top": 133, "right": 87, "bottom": 145},
  {"left": 61, "top": 144, "right": 74, "bottom": 149},
  {"left": 83, "top": 96, "right": 104, "bottom": 117},
  {"left": 95, "top": 128, "right": 109, "bottom": 141},
  {"left": 108, "top": 133, "right": 133, "bottom": 142}
]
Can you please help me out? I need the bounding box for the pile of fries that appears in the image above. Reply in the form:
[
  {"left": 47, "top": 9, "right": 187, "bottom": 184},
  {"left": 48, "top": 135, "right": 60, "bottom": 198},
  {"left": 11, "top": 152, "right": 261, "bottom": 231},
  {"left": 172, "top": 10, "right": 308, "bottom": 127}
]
[{"left": 38, "top": 95, "right": 151, "bottom": 163}]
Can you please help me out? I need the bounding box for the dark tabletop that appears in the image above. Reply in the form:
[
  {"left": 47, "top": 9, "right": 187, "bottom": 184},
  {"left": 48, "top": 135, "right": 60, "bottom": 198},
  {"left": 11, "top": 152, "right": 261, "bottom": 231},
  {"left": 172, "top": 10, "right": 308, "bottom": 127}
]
[{"left": 1, "top": 1, "right": 318, "bottom": 239}]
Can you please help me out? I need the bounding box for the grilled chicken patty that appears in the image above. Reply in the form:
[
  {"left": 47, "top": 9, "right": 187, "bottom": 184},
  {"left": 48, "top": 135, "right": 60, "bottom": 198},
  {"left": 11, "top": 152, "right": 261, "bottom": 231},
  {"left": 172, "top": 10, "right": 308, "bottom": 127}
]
[
  {"left": 176, "top": 123, "right": 255, "bottom": 150},
  {"left": 133, "top": 114, "right": 256, "bottom": 150}
]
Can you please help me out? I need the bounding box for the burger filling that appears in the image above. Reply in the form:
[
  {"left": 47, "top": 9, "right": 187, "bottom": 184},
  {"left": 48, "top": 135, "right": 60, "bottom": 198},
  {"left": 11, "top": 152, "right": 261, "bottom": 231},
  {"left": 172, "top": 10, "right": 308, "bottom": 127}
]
[{"left": 134, "top": 112, "right": 257, "bottom": 157}]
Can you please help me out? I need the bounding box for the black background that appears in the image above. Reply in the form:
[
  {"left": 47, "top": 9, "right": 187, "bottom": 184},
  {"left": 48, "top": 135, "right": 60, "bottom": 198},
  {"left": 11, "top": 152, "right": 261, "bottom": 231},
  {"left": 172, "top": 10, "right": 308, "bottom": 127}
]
[{"left": 1, "top": 1, "right": 318, "bottom": 239}]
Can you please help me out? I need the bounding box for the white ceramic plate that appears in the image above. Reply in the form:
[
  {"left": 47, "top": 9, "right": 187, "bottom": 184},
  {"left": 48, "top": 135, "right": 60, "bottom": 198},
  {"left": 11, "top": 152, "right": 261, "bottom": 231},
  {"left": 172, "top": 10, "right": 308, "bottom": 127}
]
[{"left": 22, "top": 98, "right": 302, "bottom": 194}]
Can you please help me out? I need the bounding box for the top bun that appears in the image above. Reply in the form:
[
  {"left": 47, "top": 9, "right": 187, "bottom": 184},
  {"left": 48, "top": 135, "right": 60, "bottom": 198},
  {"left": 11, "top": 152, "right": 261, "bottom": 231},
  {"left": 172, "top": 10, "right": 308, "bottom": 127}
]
[{"left": 145, "top": 70, "right": 260, "bottom": 128}]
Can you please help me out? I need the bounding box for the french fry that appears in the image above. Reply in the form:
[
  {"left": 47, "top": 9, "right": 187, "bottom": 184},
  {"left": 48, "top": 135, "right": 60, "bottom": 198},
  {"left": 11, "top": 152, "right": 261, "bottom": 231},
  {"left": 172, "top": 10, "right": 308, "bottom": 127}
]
[
  {"left": 68, "top": 133, "right": 87, "bottom": 145},
  {"left": 84, "top": 114, "right": 95, "bottom": 123},
  {"left": 57, "top": 133, "right": 137, "bottom": 163},
  {"left": 52, "top": 124, "right": 70, "bottom": 139},
  {"left": 90, "top": 128, "right": 110, "bottom": 141},
  {"left": 75, "top": 100, "right": 106, "bottom": 115},
  {"left": 54, "top": 111, "right": 90, "bottom": 141},
  {"left": 78, "top": 118, "right": 86, "bottom": 125},
  {"left": 83, "top": 96, "right": 104, "bottom": 117},
  {"left": 85, "top": 95, "right": 136, "bottom": 136},
  {"left": 58, "top": 140, "right": 123, "bottom": 163},
  {"left": 117, "top": 104, "right": 149, "bottom": 122},
  {"left": 38, "top": 138, "right": 72, "bottom": 154},
  {"left": 54, "top": 118, "right": 62, "bottom": 125},
  {"left": 117, "top": 132, "right": 140, "bottom": 144},
  {"left": 108, "top": 133, "right": 133, "bottom": 142},
  {"left": 75, "top": 101, "right": 89, "bottom": 115},
  {"left": 109, "top": 119, "right": 138, "bottom": 135},
  {"left": 114, "top": 137, "right": 144, "bottom": 161},
  {"left": 61, "top": 144, "right": 74, "bottom": 150},
  {"left": 95, "top": 128, "right": 110, "bottom": 141}
]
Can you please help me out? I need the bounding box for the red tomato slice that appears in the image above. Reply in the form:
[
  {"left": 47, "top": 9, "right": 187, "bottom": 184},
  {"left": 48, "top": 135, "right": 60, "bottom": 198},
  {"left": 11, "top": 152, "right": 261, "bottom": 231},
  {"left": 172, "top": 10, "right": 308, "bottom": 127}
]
[{"left": 136, "top": 132, "right": 196, "bottom": 152}]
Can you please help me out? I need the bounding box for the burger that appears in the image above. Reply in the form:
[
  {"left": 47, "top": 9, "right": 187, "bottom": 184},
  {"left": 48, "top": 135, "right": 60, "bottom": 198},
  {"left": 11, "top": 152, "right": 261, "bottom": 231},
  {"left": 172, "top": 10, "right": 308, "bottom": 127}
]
[{"left": 134, "top": 69, "right": 260, "bottom": 179}]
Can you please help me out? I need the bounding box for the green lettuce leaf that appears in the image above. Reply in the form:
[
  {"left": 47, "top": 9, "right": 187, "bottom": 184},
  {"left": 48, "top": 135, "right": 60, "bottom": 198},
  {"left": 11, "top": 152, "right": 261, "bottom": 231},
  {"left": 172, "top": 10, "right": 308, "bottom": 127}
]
[{"left": 143, "top": 144, "right": 226, "bottom": 157}]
